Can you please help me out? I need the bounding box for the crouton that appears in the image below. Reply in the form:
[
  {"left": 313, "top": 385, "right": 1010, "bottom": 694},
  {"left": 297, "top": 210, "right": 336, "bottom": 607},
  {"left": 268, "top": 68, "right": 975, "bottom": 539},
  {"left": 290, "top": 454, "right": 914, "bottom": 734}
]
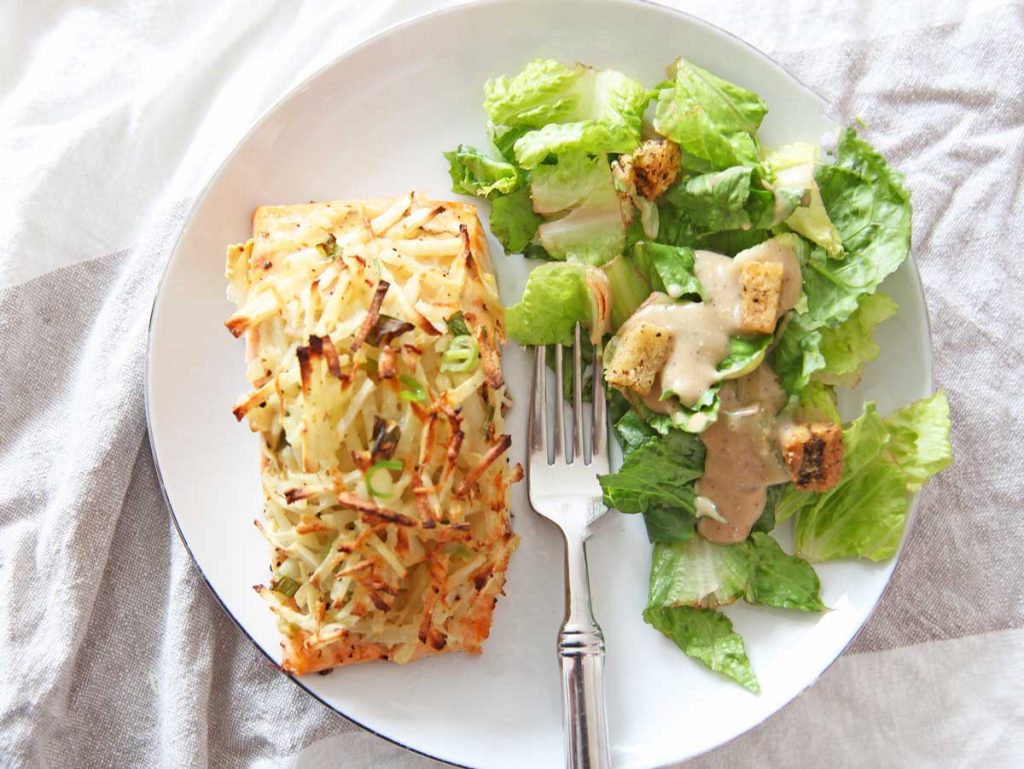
[
  {"left": 779, "top": 422, "right": 845, "bottom": 491},
  {"left": 739, "top": 261, "right": 784, "bottom": 334},
  {"left": 604, "top": 322, "right": 673, "bottom": 396},
  {"left": 614, "top": 139, "right": 682, "bottom": 201}
]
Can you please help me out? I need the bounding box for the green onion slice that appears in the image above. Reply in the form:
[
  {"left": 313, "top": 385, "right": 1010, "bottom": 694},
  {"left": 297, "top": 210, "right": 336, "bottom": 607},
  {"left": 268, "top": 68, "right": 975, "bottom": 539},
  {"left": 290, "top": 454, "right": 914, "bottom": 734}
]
[
  {"left": 271, "top": 575, "right": 300, "bottom": 597},
  {"left": 446, "top": 311, "right": 470, "bottom": 337},
  {"left": 398, "top": 375, "right": 427, "bottom": 402},
  {"left": 441, "top": 335, "right": 479, "bottom": 373},
  {"left": 367, "top": 459, "right": 403, "bottom": 498}
]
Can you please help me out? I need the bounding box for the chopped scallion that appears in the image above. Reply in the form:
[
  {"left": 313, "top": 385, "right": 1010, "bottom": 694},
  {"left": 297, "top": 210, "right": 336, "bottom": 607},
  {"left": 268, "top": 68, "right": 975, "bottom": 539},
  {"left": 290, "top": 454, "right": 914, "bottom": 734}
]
[
  {"left": 446, "top": 311, "right": 470, "bottom": 337},
  {"left": 367, "top": 459, "right": 404, "bottom": 499},
  {"left": 271, "top": 575, "right": 300, "bottom": 597},
  {"left": 441, "top": 335, "right": 479, "bottom": 373},
  {"left": 399, "top": 375, "right": 427, "bottom": 402}
]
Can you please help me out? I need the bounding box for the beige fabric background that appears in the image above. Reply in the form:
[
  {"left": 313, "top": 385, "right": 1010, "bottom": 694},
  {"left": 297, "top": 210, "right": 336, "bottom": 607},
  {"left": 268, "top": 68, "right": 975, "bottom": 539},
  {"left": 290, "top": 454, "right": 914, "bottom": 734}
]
[{"left": 1, "top": 0, "right": 1022, "bottom": 766}]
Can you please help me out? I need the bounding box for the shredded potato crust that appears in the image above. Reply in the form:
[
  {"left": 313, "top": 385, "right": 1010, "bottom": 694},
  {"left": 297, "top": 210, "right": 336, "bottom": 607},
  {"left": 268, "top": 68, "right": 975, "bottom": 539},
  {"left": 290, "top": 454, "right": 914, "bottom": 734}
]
[{"left": 226, "top": 194, "right": 518, "bottom": 674}]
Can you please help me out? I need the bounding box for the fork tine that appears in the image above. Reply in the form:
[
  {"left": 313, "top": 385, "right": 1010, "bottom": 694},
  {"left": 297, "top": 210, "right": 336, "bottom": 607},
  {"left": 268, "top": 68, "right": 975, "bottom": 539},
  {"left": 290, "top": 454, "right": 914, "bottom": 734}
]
[
  {"left": 572, "top": 323, "right": 584, "bottom": 463},
  {"left": 530, "top": 345, "right": 547, "bottom": 462},
  {"left": 592, "top": 339, "right": 606, "bottom": 461},
  {"left": 553, "top": 343, "right": 566, "bottom": 462}
]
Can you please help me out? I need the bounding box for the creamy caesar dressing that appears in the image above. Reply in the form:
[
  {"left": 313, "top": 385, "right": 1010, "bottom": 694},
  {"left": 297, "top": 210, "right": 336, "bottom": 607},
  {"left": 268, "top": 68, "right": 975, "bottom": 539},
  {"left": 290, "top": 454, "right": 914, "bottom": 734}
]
[
  {"left": 622, "top": 243, "right": 801, "bottom": 409},
  {"left": 629, "top": 293, "right": 729, "bottom": 407},
  {"left": 696, "top": 365, "right": 791, "bottom": 544}
]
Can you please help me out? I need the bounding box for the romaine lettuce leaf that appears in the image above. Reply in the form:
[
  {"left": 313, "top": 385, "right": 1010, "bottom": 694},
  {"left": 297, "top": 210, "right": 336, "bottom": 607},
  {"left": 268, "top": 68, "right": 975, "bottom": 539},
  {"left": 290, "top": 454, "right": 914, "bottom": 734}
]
[
  {"left": 806, "top": 129, "right": 912, "bottom": 323},
  {"left": 484, "top": 60, "right": 649, "bottom": 167},
  {"left": 514, "top": 121, "right": 633, "bottom": 170},
  {"left": 536, "top": 165, "right": 625, "bottom": 265},
  {"left": 611, "top": 407, "right": 659, "bottom": 457},
  {"left": 649, "top": 537, "right": 748, "bottom": 609},
  {"left": 765, "top": 142, "right": 843, "bottom": 256},
  {"left": 443, "top": 144, "right": 523, "bottom": 199},
  {"left": 884, "top": 389, "right": 953, "bottom": 493},
  {"left": 663, "top": 166, "right": 754, "bottom": 231},
  {"left": 751, "top": 484, "right": 784, "bottom": 534},
  {"left": 601, "top": 255, "right": 652, "bottom": 330},
  {"left": 773, "top": 291, "right": 897, "bottom": 392},
  {"left": 529, "top": 151, "right": 605, "bottom": 214},
  {"left": 797, "top": 381, "right": 841, "bottom": 424},
  {"left": 662, "top": 165, "right": 802, "bottom": 235},
  {"left": 643, "top": 606, "right": 760, "bottom": 692},
  {"left": 815, "top": 292, "right": 898, "bottom": 386},
  {"left": 770, "top": 129, "right": 912, "bottom": 393},
  {"left": 744, "top": 532, "right": 826, "bottom": 611},
  {"left": 717, "top": 335, "right": 772, "bottom": 380},
  {"left": 784, "top": 392, "right": 952, "bottom": 561},
  {"left": 647, "top": 530, "right": 825, "bottom": 613},
  {"left": 489, "top": 187, "right": 543, "bottom": 253},
  {"left": 653, "top": 59, "right": 767, "bottom": 171},
  {"left": 484, "top": 58, "right": 586, "bottom": 133},
  {"left": 600, "top": 242, "right": 704, "bottom": 329},
  {"left": 630, "top": 242, "right": 703, "bottom": 300},
  {"left": 598, "top": 429, "right": 705, "bottom": 543},
  {"left": 695, "top": 228, "right": 773, "bottom": 256},
  {"left": 505, "top": 262, "right": 593, "bottom": 346},
  {"left": 644, "top": 394, "right": 721, "bottom": 435}
]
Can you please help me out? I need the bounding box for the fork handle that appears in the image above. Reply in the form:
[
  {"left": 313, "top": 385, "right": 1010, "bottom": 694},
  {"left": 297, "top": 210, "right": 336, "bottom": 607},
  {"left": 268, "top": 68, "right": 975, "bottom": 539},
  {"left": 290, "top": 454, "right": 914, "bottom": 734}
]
[{"left": 558, "top": 535, "right": 610, "bottom": 769}]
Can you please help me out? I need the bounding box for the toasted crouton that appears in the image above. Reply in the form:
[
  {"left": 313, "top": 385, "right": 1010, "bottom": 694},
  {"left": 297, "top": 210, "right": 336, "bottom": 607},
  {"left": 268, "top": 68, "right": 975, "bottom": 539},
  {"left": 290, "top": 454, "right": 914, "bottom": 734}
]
[
  {"left": 604, "top": 322, "right": 673, "bottom": 396},
  {"left": 779, "top": 422, "right": 844, "bottom": 491},
  {"left": 615, "top": 139, "right": 682, "bottom": 201},
  {"left": 739, "top": 261, "right": 784, "bottom": 334}
]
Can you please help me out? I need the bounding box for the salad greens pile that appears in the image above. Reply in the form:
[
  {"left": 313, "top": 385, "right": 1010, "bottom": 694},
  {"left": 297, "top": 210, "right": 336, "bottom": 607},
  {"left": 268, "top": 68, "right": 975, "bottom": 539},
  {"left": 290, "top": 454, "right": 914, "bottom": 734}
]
[{"left": 445, "top": 58, "right": 952, "bottom": 690}]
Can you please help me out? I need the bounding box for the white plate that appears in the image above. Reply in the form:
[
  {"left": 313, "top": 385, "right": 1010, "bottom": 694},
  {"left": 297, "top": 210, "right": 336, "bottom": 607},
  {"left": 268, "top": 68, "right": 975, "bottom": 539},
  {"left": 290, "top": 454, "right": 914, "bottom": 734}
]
[{"left": 146, "top": 1, "right": 933, "bottom": 766}]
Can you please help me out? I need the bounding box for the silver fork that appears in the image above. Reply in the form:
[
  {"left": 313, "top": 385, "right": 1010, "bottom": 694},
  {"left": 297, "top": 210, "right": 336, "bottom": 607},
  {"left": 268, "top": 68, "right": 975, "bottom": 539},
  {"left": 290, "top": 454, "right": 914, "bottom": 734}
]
[{"left": 528, "top": 322, "right": 611, "bottom": 769}]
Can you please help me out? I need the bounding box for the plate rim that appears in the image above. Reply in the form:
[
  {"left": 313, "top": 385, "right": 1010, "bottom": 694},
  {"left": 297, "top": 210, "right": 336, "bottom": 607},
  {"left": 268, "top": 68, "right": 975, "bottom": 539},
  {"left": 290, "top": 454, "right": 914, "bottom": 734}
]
[{"left": 144, "top": 0, "right": 935, "bottom": 766}]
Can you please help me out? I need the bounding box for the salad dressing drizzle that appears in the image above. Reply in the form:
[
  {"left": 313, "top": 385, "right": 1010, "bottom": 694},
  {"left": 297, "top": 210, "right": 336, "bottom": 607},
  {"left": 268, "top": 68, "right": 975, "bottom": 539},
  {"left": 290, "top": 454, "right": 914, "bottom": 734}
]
[
  {"left": 695, "top": 365, "right": 791, "bottom": 544},
  {"left": 626, "top": 245, "right": 800, "bottom": 409}
]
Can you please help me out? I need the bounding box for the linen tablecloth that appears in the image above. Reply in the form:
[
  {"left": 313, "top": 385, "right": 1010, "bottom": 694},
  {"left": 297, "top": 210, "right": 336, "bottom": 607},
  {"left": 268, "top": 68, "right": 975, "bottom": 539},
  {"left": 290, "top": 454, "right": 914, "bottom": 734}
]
[{"left": 2, "top": 0, "right": 1022, "bottom": 766}]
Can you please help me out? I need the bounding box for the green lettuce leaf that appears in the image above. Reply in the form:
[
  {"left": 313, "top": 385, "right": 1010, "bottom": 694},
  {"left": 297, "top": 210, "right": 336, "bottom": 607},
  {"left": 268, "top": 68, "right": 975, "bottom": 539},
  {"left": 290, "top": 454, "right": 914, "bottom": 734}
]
[
  {"left": 663, "top": 166, "right": 754, "bottom": 231},
  {"left": 611, "top": 407, "right": 659, "bottom": 456},
  {"left": 787, "top": 392, "right": 952, "bottom": 561},
  {"left": 640, "top": 382, "right": 722, "bottom": 435},
  {"left": 489, "top": 187, "right": 543, "bottom": 253},
  {"left": 797, "top": 381, "right": 841, "bottom": 424},
  {"left": 884, "top": 390, "right": 954, "bottom": 493},
  {"left": 773, "top": 291, "right": 898, "bottom": 392},
  {"left": 751, "top": 484, "right": 784, "bottom": 534},
  {"left": 443, "top": 144, "right": 523, "bottom": 198},
  {"left": 600, "top": 242, "right": 704, "bottom": 329},
  {"left": 514, "top": 121, "right": 636, "bottom": 169},
  {"left": 483, "top": 60, "right": 649, "bottom": 167},
  {"left": 717, "top": 335, "right": 772, "bottom": 380},
  {"left": 529, "top": 151, "right": 605, "bottom": 214},
  {"left": 601, "top": 255, "right": 653, "bottom": 330},
  {"left": 770, "top": 129, "right": 912, "bottom": 393},
  {"left": 649, "top": 537, "right": 749, "bottom": 609},
  {"left": 806, "top": 129, "right": 912, "bottom": 322},
  {"left": 598, "top": 429, "right": 705, "bottom": 543},
  {"left": 643, "top": 606, "right": 759, "bottom": 692},
  {"left": 694, "top": 228, "right": 773, "bottom": 256},
  {"left": 765, "top": 142, "right": 843, "bottom": 256},
  {"left": 505, "top": 262, "right": 593, "bottom": 345},
  {"left": 630, "top": 242, "right": 703, "bottom": 299},
  {"left": 653, "top": 58, "right": 767, "bottom": 171},
  {"left": 744, "top": 532, "right": 826, "bottom": 611},
  {"left": 815, "top": 292, "right": 898, "bottom": 386},
  {"left": 536, "top": 168, "right": 625, "bottom": 265}
]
